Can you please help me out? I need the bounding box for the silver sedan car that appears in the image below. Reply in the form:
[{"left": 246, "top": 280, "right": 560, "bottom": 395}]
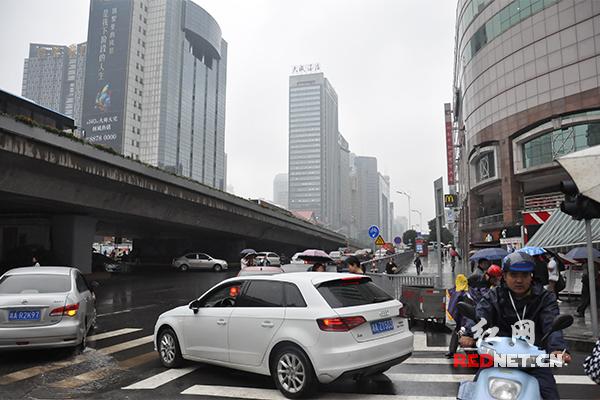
[
  {"left": 0, "top": 267, "right": 96, "bottom": 350},
  {"left": 172, "top": 253, "right": 228, "bottom": 272}
]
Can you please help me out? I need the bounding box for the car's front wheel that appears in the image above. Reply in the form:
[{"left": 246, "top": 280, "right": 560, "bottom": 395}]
[
  {"left": 272, "top": 345, "right": 316, "bottom": 399},
  {"left": 158, "top": 327, "right": 183, "bottom": 368}
]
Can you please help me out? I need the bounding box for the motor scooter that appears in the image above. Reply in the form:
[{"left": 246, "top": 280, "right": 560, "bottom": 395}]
[{"left": 456, "top": 302, "right": 573, "bottom": 400}]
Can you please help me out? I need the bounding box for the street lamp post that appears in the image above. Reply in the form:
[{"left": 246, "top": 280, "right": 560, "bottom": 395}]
[
  {"left": 411, "top": 209, "right": 422, "bottom": 232},
  {"left": 396, "top": 191, "right": 411, "bottom": 232}
]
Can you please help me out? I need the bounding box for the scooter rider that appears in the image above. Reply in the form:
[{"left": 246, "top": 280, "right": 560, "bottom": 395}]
[{"left": 459, "top": 252, "right": 572, "bottom": 399}]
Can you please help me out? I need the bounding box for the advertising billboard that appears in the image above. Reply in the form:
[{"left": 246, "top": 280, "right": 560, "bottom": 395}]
[
  {"left": 81, "top": 0, "right": 133, "bottom": 152},
  {"left": 444, "top": 103, "right": 455, "bottom": 185}
]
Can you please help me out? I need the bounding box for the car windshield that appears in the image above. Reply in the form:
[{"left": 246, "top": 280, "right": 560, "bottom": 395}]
[
  {"left": 317, "top": 278, "right": 393, "bottom": 308},
  {"left": 0, "top": 274, "right": 71, "bottom": 294}
]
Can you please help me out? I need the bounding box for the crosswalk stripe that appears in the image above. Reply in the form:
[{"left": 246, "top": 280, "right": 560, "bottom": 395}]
[
  {"left": 180, "top": 385, "right": 456, "bottom": 399},
  {"left": 118, "top": 351, "right": 158, "bottom": 369},
  {"left": 386, "top": 373, "right": 596, "bottom": 385},
  {"left": 50, "top": 351, "right": 158, "bottom": 389},
  {"left": 88, "top": 328, "right": 142, "bottom": 341},
  {"left": 122, "top": 366, "right": 198, "bottom": 390},
  {"left": 51, "top": 367, "right": 115, "bottom": 389},
  {"left": 0, "top": 334, "right": 153, "bottom": 385},
  {"left": 412, "top": 333, "right": 448, "bottom": 352},
  {"left": 97, "top": 335, "right": 153, "bottom": 355},
  {"left": 403, "top": 357, "right": 453, "bottom": 364}
]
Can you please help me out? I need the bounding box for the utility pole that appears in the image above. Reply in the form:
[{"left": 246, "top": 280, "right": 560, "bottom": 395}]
[{"left": 397, "top": 191, "right": 411, "bottom": 232}]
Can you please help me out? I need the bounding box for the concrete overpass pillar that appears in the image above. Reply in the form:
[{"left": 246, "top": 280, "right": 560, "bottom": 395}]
[{"left": 51, "top": 216, "right": 97, "bottom": 274}]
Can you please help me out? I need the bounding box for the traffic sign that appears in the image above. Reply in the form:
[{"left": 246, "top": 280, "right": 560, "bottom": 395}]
[
  {"left": 393, "top": 236, "right": 402, "bottom": 244},
  {"left": 368, "top": 225, "right": 380, "bottom": 239},
  {"left": 374, "top": 235, "right": 385, "bottom": 246}
]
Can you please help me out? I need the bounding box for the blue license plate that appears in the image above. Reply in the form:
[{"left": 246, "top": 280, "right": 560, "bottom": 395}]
[
  {"left": 8, "top": 310, "right": 41, "bottom": 321},
  {"left": 371, "top": 318, "right": 394, "bottom": 334}
]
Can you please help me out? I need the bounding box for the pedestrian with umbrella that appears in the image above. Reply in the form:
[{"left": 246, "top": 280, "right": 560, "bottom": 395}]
[
  {"left": 240, "top": 249, "right": 257, "bottom": 268},
  {"left": 569, "top": 247, "right": 600, "bottom": 318}
]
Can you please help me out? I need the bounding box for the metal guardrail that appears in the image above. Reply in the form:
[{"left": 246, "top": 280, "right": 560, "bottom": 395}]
[
  {"left": 359, "top": 251, "right": 413, "bottom": 272},
  {"left": 366, "top": 272, "right": 436, "bottom": 299}
]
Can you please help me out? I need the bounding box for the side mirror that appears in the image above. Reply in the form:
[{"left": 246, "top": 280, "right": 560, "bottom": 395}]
[
  {"left": 540, "top": 315, "right": 573, "bottom": 345},
  {"left": 457, "top": 302, "right": 477, "bottom": 321},
  {"left": 189, "top": 299, "right": 201, "bottom": 314},
  {"left": 90, "top": 281, "right": 100, "bottom": 289}
]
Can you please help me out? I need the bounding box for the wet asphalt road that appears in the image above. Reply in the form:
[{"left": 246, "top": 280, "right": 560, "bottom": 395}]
[{"left": 0, "top": 266, "right": 598, "bottom": 399}]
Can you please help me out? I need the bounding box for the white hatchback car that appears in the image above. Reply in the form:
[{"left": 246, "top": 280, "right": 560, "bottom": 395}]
[{"left": 154, "top": 273, "right": 413, "bottom": 398}]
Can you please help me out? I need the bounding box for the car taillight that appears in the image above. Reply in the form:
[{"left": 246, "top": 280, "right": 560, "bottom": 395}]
[
  {"left": 50, "top": 303, "right": 79, "bottom": 317},
  {"left": 399, "top": 306, "right": 408, "bottom": 318},
  {"left": 317, "top": 316, "right": 366, "bottom": 331}
]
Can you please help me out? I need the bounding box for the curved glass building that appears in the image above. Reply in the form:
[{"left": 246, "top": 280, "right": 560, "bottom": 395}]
[{"left": 453, "top": 0, "right": 600, "bottom": 246}]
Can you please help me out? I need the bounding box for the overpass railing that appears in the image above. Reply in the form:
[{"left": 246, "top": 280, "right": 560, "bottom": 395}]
[{"left": 366, "top": 272, "right": 436, "bottom": 299}]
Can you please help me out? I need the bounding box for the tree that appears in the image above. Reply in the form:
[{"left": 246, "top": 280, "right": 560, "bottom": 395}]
[
  {"left": 428, "top": 218, "right": 454, "bottom": 244},
  {"left": 402, "top": 230, "right": 418, "bottom": 249}
]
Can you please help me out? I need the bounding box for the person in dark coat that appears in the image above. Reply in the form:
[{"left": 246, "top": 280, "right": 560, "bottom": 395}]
[{"left": 460, "top": 252, "right": 571, "bottom": 400}]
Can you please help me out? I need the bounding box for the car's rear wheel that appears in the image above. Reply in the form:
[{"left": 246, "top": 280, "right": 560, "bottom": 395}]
[
  {"left": 179, "top": 264, "right": 189, "bottom": 272},
  {"left": 158, "top": 327, "right": 183, "bottom": 368},
  {"left": 272, "top": 345, "right": 316, "bottom": 399},
  {"left": 213, "top": 264, "right": 222, "bottom": 272}
]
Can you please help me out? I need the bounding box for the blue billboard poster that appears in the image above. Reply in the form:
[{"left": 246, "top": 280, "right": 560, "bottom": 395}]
[{"left": 81, "top": 0, "right": 133, "bottom": 152}]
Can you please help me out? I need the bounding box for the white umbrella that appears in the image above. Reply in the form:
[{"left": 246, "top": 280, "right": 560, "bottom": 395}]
[{"left": 558, "top": 146, "right": 600, "bottom": 203}]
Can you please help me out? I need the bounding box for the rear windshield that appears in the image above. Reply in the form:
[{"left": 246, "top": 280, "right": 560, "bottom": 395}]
[
  {"left": 0, "top": 274, "right": 71, "bottom": 294},
  {"left": 317, "top": 278, "right": 393, "bottom": 308}
]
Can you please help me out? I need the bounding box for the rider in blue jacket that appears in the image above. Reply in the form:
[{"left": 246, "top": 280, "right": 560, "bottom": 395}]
[{"left": 460, "top": 252, "right": 572, "bottom": 399}]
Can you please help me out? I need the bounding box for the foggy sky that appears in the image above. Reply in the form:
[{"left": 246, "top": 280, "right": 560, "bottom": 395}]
[{"left": 0, "top": 0, "right": 458, "bottom": 231}]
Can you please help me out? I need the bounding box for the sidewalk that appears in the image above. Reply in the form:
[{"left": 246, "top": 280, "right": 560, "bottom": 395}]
[{"left": 417, "top": 255, "right": 597, "bottom": 351}]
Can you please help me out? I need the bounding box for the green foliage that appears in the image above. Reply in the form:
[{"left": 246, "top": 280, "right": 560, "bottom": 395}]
[
  {"left": 428, "top": 218, "right": 454, "bottom": 244},
  {"left": 402, "top": 230, "right": 418, "bottom": 248}
]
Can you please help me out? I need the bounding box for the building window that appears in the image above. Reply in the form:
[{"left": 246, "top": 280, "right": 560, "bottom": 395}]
[{"left": 523, "top": 122, "right": 600, "bottom": 168}]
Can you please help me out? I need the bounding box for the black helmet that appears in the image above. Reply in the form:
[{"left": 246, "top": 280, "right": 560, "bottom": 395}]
[{"left": 502, "top": 252, "right": 535, "bottom": 273}]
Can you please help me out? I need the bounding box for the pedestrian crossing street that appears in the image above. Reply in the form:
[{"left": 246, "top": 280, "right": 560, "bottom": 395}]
[{"left": 0, "top": 329, "right": 595, "bottom": 399}]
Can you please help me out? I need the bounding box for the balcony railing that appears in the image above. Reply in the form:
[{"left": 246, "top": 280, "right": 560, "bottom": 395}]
[
  {"left": 476, "top": 213, "right": 503, "bottom": 228},
  {"left": 523, "top": 192, "right": 563, "bottom": 211}
]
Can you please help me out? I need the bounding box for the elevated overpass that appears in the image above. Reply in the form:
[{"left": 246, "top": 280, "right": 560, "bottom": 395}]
[{"left": 0, "top": 114, "right": 361, "bottom": 272}]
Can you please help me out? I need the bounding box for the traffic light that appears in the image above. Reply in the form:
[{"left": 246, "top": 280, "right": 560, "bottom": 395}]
[{"left": 560, "top": 180, "right": 600, "bottom": 220}]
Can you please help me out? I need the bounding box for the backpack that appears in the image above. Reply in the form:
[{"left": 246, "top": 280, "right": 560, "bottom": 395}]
[{"left": 555, "top": 272, "right": 566, "bottom": 293}]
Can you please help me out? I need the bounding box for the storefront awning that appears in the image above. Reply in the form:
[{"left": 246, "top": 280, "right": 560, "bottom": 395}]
[{"left": 527, "top": 210, "right": 600, "bottom": 248}]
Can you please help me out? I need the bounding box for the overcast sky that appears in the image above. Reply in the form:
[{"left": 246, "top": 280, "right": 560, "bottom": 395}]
[{"left": 0, "top": 0, "right": 458, "bottom": 231}]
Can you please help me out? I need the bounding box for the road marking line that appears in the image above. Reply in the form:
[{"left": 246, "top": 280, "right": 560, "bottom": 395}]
[
  {"left": 50, "top": 367, "right": 115, "bottom": 388},
  {"left": 97, "top": 335, "right": 153, "bottom": 355},
  {"left": 403, "top": 357, "right": 454, "bottom": 365},
  {"left": 97, "top": 310, "right": 131, "bottom": 317},
  {"left": 387, "top": 373, "right": 597, "bottom": 385},
  {"left": 0, "top": 334, "right": 153, "bottom": 385},
  {"left": 122, "top": 366, "right": 198, "bottom": 390},
  {"left": 88, "top": 328, "right": 142, "bottom": 341},
  {"left": 118, "top": 351, "right": 158, "bottom": 369},
  {"left": 412, "top": 333, "right": 448, "bottom": 352},
  {"left": 180, "top": 385, "right": 456, "bottom": 399},
  {"left": 49, "top": 351, "right": 158, "bottom": 389}
]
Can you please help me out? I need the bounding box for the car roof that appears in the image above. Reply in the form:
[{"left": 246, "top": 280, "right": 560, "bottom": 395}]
[
  {"left": 224, "top": 272, "right": 365, "bottom": 285},
  {"left": 3, "top": 266, "right": 75, "bottom": 276}
]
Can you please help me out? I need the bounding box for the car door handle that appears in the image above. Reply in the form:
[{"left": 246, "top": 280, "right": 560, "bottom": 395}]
[
  {"left": 261, "top": 321, "right": 274, "bottom": 328},
  {"left": 216, "top": 319, "right": 227, "bottom": 326}
]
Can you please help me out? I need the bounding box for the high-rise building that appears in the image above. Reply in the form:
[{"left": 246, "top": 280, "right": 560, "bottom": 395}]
[
  {"left": 379, "top": 174, "right": 391, "bottom": 239},
  {"left": 22, "top": 43, "right": 87, "bottom": 127},
  {"left": 273, "top": 173, "right": 289, "bottom": 209},
  {"left": 354, "top": 156, "right": 379, "bottom": 242},
  {"left": 288, "top": 70, "right": 340, "bottom": 227},
  {"left": 81, "top": 0, "right": 227, "bottom": 189},
  {"left": 338, "top": 134, "right": 353, "bottom": 235},
  {"left": 453, "top": 0, "right": 600, "bottom": 249}
]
